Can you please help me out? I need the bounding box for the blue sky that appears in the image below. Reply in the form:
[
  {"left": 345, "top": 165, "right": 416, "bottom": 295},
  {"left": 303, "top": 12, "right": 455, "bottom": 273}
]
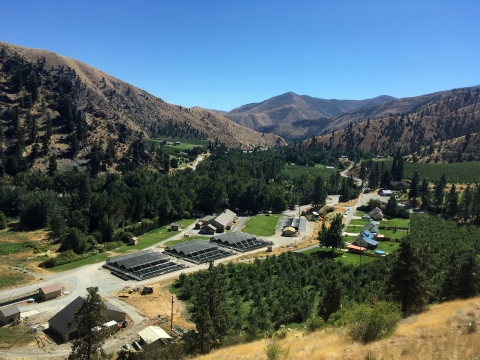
[{"left": 1, "top": 1, "right": 479, "bottom": 110}]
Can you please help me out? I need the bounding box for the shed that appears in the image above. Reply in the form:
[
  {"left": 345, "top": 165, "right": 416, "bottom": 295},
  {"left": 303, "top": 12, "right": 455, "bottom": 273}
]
[
  {"left": 39, "top": 283, "right": 62, "bottom": 301},
  {"left": 0, "top": 305, "right": 21, "bottom": 325},
  {"left": 129, "top": 237, "right": 138, "bottom": 245},
  {"left": 170, "top": 223, "right": 181, "bottom": 231},
  {"left": 282, "top": 226, "right": 296, "bottom": 237},
  {"left": 138, "top": 326, "right": 172, "bottom": 345},
  {"left": 347, "top": 244, "right": 367, "bottom": 254}
]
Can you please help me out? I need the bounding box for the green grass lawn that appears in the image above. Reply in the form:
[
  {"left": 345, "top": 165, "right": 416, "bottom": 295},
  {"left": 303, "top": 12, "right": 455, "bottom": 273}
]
[
  {"left": 303, "top": 248, "right": 377, "bottom": 265},
  {"left": 163, "top": 236, "right": 209, "bottom": 247},
  {"left": 354, "top": 210, "right": 370, "bottom": 217},
  {"left": 0, "top": 324, "right": 37, "bottom": 347},
  {"left": 374, "top": 240, "right": 400, "bottom": 254},
  {"left": 49, "top": 253, "right": 110, "bottom": 272},
  {"left": 242, "top": 214, "right": 281, "bottom": 236},
  {"left": 349, "top": 217, "right": 410, "bottom": 228},
  {"left": 380, "top": 229, "right": 407, "bottom": 239},
  {"left": 382, "top": 218, "right": 410, "bottom": 228},
  {"left": 50, "top": 219, "right": 196, "bottom": 272},
  {"left": 111, "top": 219, "right": 196, "bottom": 254}
]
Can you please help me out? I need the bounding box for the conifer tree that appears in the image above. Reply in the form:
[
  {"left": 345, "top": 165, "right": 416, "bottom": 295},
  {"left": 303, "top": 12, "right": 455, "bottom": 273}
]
[
  {"left": 68, "top": 287, "right": 107, "bottom": 360},
  {"left": 48, "top": 153, "right": 58, "bottom": 176},
  {"left": 318, "top": 274, "right": 343, "bottom": 321},
  {"left": 408, "top": 171, "right": 420, "bottom": 206},
  {"left": 387, "top": 239, "right": 428, "bottom": 316},
  {"left": 446, "top": 184, "right": 458, "bottom": 217},
  {"left": 419, "top": 178, "right": 430, "bottom": 210},
  {"left": 318, "top": 213, "right": 344, "bottom": 253}
]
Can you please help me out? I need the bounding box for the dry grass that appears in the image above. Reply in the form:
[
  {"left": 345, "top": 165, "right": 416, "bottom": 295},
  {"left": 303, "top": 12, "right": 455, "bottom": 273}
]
[
  {"left": 115, "top": 280, "right": 194, "bottom": 330},
  {"left": 194, "top": 297, "right": 480, "bottom": 360}
]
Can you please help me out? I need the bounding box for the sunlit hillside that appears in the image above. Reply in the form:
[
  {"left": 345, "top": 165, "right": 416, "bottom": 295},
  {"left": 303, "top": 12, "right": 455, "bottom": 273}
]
[{"left": 195, "top": 297, "right": 480, "bottom": 360}]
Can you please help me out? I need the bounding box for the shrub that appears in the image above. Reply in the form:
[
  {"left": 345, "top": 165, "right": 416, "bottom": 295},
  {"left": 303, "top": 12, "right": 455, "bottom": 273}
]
[
  {"left": 345, "top": 301, "right": 401, "bottom": 344},
  {"left": 0, "top": 210, "right": 7, "bottom": 229},
  {"left": 265, "top": 339, "right": 289, "bottom": 360},
  {"left": 121, "top": 232, "right": 134, "bottom": 243},
  {"left": 306, "top": 315, "right": 325, "bottom": 332}
]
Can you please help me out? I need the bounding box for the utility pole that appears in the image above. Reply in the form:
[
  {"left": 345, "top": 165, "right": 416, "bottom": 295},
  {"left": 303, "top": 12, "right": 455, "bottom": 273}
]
[{"left": 171, "top": 295, "right": 174, "bottom": 331}]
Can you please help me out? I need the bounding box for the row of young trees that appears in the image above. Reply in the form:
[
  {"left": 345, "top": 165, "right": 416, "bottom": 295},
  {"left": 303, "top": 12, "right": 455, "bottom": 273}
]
[{"left": 170, "top": 214, "right": 480, "bottom": 356}]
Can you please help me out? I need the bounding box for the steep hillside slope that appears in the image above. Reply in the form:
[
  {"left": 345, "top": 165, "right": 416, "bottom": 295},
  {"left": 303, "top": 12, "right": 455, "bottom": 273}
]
[
  {"left": 306, "top": 86, "right": 480, "bottom": 156},
  {"left": 405, "top": 132, "right": 480, "bottom": 163},
  {"left": 195, "top": 297, "right": 480, "bottom": 360},
  {"left": 0, "top": 42, "right": 285, "bottom": 173},
  {"left": 221, "top": 92, "right": 395, "bottom": 140}
]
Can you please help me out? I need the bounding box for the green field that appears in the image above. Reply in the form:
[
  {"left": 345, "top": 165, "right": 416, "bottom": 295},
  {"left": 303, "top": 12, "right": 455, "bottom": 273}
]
[
  {"left": 0, "top": 324, "right": 37, "bottom": 347},
  {"left": 145, "top": 138, "right": 209, "bottom": 150},
  {"left": 163, "top": 236, "right": 208, "bottom": 247},
  {"left": 50, "top": 219, "right": 196, "bottom": 271},
  {"left": 349, "top": 217, "right": 410, "bottom": 228},
  {"left": 242, "top": 214, "right": 281, "bottom": 236},
  {"left": 302, "top": 248, "right": 377, "bottom": 265},
  {"left": 283, "top": 164, "right": 339, "bottom": 180},
  {"left": 380, "top": 160, "right": 480, "bottom": 184},
  {"left": 112, "top": 219, "right": 196, "bottom": 254}
]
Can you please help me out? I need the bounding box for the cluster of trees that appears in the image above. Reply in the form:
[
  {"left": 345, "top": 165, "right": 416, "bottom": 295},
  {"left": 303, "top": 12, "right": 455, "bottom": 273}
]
[
  {"left": 0, "top": 148, "right": 358, "bottom": 259},
  {"left": 170, "top": 214, "right": 480, "bottom": 355},
  {"left": 359, "top": 150, "right": 404, "bottom": 189},
  {"left": 408, "top": 171, "right": 480, "bottom": 223}
]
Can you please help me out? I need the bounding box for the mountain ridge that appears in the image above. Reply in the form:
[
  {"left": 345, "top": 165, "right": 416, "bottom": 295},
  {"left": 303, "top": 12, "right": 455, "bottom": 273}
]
[
  {"left": 222, "top": 91, "right": 396, "bottom": 140},
  {"left": 0, "top": 41, "right": 286, "bottom": 174}
]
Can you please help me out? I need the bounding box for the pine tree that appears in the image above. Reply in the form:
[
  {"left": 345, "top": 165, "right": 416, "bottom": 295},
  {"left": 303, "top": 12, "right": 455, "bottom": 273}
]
[
  {"left": 446, "top": 184, "right": 458, "bottom": 217},
  {"left": 68, "top": 287, "right": 107, "bottom": 360},
  {"left": 318, "top": 213, "right": 344, "bottom": 253},
  {"left": 48, "top": 153, "right": 58, "bottom": 176},
  {"left": 318, "top": 274, "right": 343, "bottom": 321},
  {"left": 385, "top": 195, "right": 398, "bottom": 216},
  {"left": 408, "top": 171, "right": 420, "bottom": 206},
  {"left": 312, "top": 175, "right": 327, "bottom": 207},
  {"left": 387, "top": 239, "right": 428, "bottom": 316},
  {"left": 419, "top": 178, "right": 430, "bottom": 210},
  {"left": 459, "top": 184, "right": 473, "bottom": 222},
  {"left": 189, "top": 262, "right": 230, "bottom": 354},
  {"left": 45, "top": 114, "right": 53, "bottom": 141}
]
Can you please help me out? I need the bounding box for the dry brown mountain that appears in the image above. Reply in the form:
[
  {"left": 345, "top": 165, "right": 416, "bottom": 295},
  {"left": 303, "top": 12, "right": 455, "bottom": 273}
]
[
  {"left": 305, "top": 86, "right": 480, "bottom": 156},
  {"left": 219, "top": 91, "right": 395, "bottom": 140},
  {"left": 405, "top": 132, "right": 480, "bottom": 163},
  {"left": 0, "top": 41, "right": 285, "bottom": 173}
]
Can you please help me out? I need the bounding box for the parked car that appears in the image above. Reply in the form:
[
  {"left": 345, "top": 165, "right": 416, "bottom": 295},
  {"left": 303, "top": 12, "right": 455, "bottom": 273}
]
[
  {"left": 122, "top": 344, "right": 131, "bottom": 351},
  {"left": 362, "top": 215, "right": 370, "bottom": 219}
]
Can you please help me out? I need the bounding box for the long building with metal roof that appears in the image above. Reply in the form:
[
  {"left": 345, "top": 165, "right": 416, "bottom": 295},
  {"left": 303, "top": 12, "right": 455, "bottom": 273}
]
[
  {"left": 164, "top": 239, "right": 235, "bottom": 263},
  {"left": 210, "top": 232, "right": 272, "bottom": 252}
]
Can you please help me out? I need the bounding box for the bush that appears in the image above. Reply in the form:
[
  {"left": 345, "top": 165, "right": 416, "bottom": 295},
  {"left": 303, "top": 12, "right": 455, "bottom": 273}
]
[
  {"left": 345, "top": 301, "right": 401, "bottom": 344},
  {"left": 101, "top": 241, "right": 123, "bottom": 251},
  {"left": 0, "top": 210, "right": 7, "bottom": 229},
  {"left": 265, "top": 339, "right": 289, "bottom": 360},
  {"left": 305, "top": 315, "right": 325, "bottom": 332},
  {"left": 121, "top": 232, "right": 134, "bottom": 243}
]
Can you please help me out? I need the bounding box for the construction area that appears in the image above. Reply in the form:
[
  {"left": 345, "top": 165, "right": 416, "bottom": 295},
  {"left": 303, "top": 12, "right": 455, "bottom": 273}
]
[
  {"left": 164, "top": 239, "right": 235, "bottom": 264},
  {"left": 210, "top": 232, "right": 273, "bottom": 252},
  {"left": 103, "top": 249, "right": 187, "bottom": 280}
]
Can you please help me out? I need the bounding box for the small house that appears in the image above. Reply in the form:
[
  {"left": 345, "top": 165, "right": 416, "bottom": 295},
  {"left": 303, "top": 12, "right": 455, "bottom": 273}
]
[
  {"left": 129, "top": 237, "right": 138, "bottom": 245},
  {"left": 0, "top": 305, "right": 21, "bottom": 325},
  {"left": 362, "top": 221, "right": 379, "bottom": 235},
  {"left": 170, "top": 223, "right": 180, "bottom": 231},
  {"left": 39, "top": 283, "right": 62, "bottom": 301},
  {"left": 389, "top": 181, "right": 410, "bottom": 191},
  {"left": 353, "top": 230, "right": 379, "bottom": 250},
  {"left": 282, "top": 226, "right": 296, "bottom": 237},
  {"left": 369, "top": 207, "right": 384, "bottom": 220}
]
